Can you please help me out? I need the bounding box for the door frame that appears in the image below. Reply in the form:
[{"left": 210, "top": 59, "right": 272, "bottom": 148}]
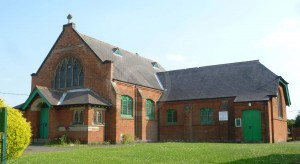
[
  {"left": 242, "top": 109, "right": 262, "bottom": 142},
  {"left": 40, "top": 107, "right": 49, "bottom": 139}
]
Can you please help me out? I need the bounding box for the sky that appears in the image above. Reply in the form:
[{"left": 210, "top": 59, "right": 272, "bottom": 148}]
[{"left": 0, "top": 0, "right": 299, "bottom": 119}]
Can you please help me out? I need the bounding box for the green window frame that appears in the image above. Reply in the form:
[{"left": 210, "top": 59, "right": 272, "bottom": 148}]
[
  {"left": 146, "top": 99, "right": 155, "bottom": 120},
  {"left": 200, "top": 108, "right": 214, "bottom": 125},
  {"left": 166, "top": 109, "right": 177, "bottom": 125},
  {"left": 121, "top": 95, "right": 133, "bottom": 117}
]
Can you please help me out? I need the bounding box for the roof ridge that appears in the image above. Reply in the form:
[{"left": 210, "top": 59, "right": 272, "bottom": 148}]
[{"left": 158, "top": 60, "right": 259, "bottom": 74}]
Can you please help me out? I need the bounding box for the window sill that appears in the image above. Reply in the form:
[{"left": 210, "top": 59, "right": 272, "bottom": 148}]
[
  {"left": 121, "top": 115, "right": 134, "bottom": 119},
  {"left": 200, "top": 122, "right": 214, "bottom": 125},
  {"left": 91, "top": 123, "right": 105, "bottom": 127},
  {"left": 146, "top": 117, "right": 155, "bottom": 121},
  {"left": 72, "top": 123, "right": 84, "bottom": 126},
  {"left": 166, "top": 122, "right": 177, "bottom": 125},
  {"left": 121, "top": 115, "right": 133, "bottom": 117}
]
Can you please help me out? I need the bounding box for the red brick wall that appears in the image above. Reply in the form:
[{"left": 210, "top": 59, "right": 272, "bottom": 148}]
[
  {"left": 24, "top": 98, "right": 109, "bottom": 143},
  {"left": 31, "top": 23, "right": 116, "bottom": 104},
  {"left": 158, "top": 99, "right": 285, "bottom": 143},
  {"left": 270, "top": 86, "right": 288, "bottom": 143},
  {"left": 159, "top": 99, "right": 233, "bottom": 141},
  {"left": 111, "top": 81, "right": 162, "bottom": 142},
  {"left": 233, "top": 102, "right": 267, "bottom": 142},
  {"left": 136, "top": 86, "right": 162, "bottom": 141},
  {"left": 28, "top": 23, "right": 116, "bottom": 143}
]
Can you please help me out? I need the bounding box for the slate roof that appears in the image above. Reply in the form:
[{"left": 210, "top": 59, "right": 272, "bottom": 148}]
[
  {"left": 157, "top": 60, "right": 282, "bottom": 102},
  {"left": 27, "top": 86, "right": 112, "bottom": 107},
  {"left": 79, "top": 33, "right": 165, "bottom": 90}
]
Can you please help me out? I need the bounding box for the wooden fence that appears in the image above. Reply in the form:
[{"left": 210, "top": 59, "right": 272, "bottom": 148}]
[{"left": 292, "top": 128, "right": 300, "bottom": 140}]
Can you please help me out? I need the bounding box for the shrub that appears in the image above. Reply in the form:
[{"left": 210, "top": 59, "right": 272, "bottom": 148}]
[
  {"left": 102, "top": 141, "right": 110, "bottom": 145},
  {"left": 0, "top": 99, "right": 32, "bottom": 159},
  {"left": 121, "top": 134, "right": 133, "bottom": 144}
]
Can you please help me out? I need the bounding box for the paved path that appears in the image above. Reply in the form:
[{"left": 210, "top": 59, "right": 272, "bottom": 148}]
[{"left": 25, "top": 145, "right": 77, "bottom": 153}]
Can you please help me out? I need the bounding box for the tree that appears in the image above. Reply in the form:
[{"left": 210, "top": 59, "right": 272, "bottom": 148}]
[
  {"left": 0, "top": 99, "right": 32, "bottom": 159},
  {"left": 287, "top": 119, "right": 295, "bottom": 130},
  {"left": 295, "top": 114, "right": 300, "bottom": 128}
]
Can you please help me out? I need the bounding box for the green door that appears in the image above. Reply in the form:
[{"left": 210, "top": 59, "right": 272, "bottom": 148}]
[
  {"left": 40, "top": 108, "right": 49, "bottom": 139},
  {"left": 242, "top": 110, "right": 262, "bottom": 142}
]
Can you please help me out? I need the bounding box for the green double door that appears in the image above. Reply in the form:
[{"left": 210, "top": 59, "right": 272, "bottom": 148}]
[
  {"left": 40, "top": 108, "right": 49, "bottom": 139},
  {"left": 242, "top": 110, "right": 262, "bottom": 142}
]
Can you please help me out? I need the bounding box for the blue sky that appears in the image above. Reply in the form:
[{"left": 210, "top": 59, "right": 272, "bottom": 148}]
[{"left": 0, "top": 0, "right": 299, "bottom": 119}]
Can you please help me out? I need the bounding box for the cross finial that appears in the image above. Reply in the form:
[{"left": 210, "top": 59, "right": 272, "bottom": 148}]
[{"left": 67, "top": 14, "right": 72, "bottom": 23}]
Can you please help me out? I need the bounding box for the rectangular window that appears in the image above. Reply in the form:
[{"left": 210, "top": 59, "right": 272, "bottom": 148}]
[
  {"left": 166, "top": 109, "right": 177, "bottom": 125},
  {"left": 94, "top": 110, "right": 103, "bottom": 124},
  {"left": 73, "top": 110, "right": 83, "bottom": 124},
  {"left": 200, "top": 108, "right": 214, "bottom": 125},
  {"left": 235, "top": 118, "right": 242, "bottom": 127}
]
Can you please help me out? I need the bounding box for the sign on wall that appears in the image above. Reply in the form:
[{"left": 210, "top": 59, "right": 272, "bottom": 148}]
[{"left": 219, "top": 111, "right": 228, "bottom": 121}]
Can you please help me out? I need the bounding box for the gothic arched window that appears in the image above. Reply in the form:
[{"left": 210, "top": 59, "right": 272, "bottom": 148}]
[{"left": 54, "top": 57, "right": 84, "bottom": 89}]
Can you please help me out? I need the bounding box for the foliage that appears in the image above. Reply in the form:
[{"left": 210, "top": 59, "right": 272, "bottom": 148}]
[
  {"left": 102, "top": 141, "right": 110, "bottom": 145},
  {"left": 295, "top": 114, "right": 300, "bottom": 128},
  {"left": 120, "top": 134, "right": 133, "bottom": 144},
  {"left": 47, "top": 126, "right": 71, "bottom": 145},
  {"left": 8, "top": 142, "right": 300, "bottom": 163},
  {"left": 287, "top": 119, "right": 295, "bottom": 129},
  {"left": 58, "top": 125, "right": 70, "bottom": 145},
  {"left": 0, "top": 99, "right": 32, "bottom": 159}
]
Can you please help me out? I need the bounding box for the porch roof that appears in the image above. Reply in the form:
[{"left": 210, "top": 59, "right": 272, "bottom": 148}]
[{"left": 21, "top": 86, "right": 112, "bottom": 110}]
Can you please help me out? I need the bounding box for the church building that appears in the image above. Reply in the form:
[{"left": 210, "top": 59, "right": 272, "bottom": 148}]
[{"left": 19, "top": 19, "right": 291, "bottom": 143}]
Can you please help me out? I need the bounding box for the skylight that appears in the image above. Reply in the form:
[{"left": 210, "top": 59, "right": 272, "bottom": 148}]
[
  {"left": 113, "top": 48, "right": 122, "bottom": 56},
  {"left": 151, "top": 62, "right": 159, "bottom": 69}
]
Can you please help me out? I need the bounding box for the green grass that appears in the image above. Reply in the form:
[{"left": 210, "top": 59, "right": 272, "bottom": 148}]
[{"left": 8, "top": 142, "right": 300, "bottom": 164}]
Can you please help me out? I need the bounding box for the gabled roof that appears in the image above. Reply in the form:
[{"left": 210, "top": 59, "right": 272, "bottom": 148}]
[
  {"left": 157, "top": 60, "right": 291, "bottom": 105},
  {"left": 34, "top": 23, "right": 165, "bottom": 90},
  {"left": 79, "top": 33, "right": 165, "bottom": 90},
  {"left": 21, "top": 86, "right": 111, "bottom": 110}
]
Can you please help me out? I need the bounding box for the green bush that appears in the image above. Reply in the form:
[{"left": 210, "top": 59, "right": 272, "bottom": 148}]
[
  {"left": 121, "top": 134, "right": 133, "bottom": 144},
  {"left": 0, "top": 99, "right": 32, "bottom": 159},
  {"left": 102, "top": 141, "right": 110, "bottom": 145}
]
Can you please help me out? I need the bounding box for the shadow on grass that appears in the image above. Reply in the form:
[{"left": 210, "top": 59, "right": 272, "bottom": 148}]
[{"left": 223, "top": 154, "right": 300, "bottom": 164}]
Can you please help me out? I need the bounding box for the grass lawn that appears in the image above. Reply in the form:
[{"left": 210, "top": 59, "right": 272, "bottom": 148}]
[{"left": 8, "top": 142, "right": 300, "bottom": 164}]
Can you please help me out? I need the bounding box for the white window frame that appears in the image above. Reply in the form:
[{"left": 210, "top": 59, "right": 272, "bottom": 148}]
[
  {"left": 235, "top": 118, "right": 242, "bottom": 127},
  {"left": 93, "top": 110, "right": 103, "bottom": 124},
  {"left": 73, "top": 110, "right": 83, "bottom": 125}
]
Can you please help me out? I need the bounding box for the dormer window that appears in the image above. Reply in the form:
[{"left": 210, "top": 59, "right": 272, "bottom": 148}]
[
  {"left": 151, "top": 62, "right": 159, "bottom": 69},
  {"left": 113, "top": 48, "right": 122, "bottom": 56},
  {"left": 54, "top": 57, "right": 84, "bottom": 89}
]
